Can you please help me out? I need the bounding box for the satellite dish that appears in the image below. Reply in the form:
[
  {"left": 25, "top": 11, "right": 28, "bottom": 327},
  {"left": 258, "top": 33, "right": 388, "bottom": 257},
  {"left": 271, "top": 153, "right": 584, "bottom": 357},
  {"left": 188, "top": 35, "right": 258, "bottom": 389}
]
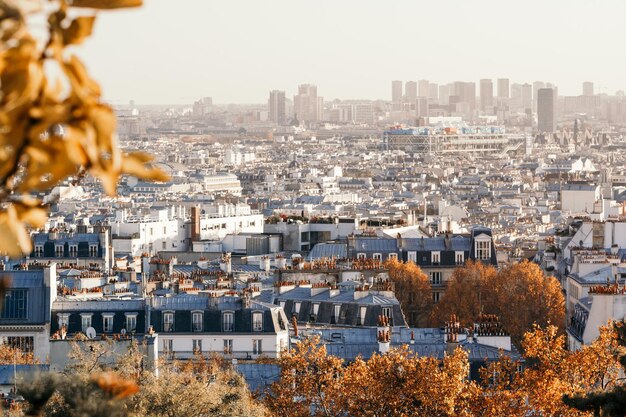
[
  {"left": 86, "top": 327, "right": 96, "bottom": 339},
  {"left": 120, "top": 328, "right": 127, "bottom": 335}
]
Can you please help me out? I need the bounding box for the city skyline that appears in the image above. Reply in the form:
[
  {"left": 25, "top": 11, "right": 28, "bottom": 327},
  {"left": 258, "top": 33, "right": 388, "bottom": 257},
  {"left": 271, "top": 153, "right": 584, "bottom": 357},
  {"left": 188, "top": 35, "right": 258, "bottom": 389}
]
[{"left": 81, "top": 0, "right": 626, "bottom": 105}]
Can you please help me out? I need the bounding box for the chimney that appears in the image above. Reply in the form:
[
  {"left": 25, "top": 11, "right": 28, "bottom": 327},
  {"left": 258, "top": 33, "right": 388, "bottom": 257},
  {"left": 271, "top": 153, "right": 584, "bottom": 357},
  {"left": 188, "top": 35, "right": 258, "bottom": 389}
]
[
  {"left": 445, "top": 314, "right": 461, "bottom": 355},
  {"left": 259, "top": 256, "right": 270, "bottom": 272},
  {"left": 145, "top": 333, "right": 159, "bottom": 377},
  {"left": 141, "top": 255, "right": 150, "bottom": 280},
  {"left": 377, "top": 314, "right": 391, "bottom": 353},
  {"left": 220, "top": 252, "right": 232, "bottom": 274},
  {"left": 275, "top": 256, "right": 287, "bottom": 269},
  {"left": 473, "top": 314, "right": 511, "bottom": 351},
  {"left": 190, "top": 206, "right": 201, "bottom": 241}
]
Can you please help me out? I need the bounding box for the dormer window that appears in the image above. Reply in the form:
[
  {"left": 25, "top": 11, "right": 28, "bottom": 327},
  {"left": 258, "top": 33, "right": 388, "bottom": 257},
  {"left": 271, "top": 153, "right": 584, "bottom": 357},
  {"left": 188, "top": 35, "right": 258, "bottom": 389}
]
[
  {"left": 431, "top": 251, "right": 440, "bottom": 264},
  {"left": 334, "top": 305, "right": 341, "bottom": 323},
  {"left": 475, "top": 240, "right": 491, "bottom": 260},
  {"left": 89, "top": 245, "right": 98, "bottom": 257},
  {"left": 407, "top": 251, "right": 417, "bottom": 263},
  {"left": 55, "top": 245, "right": 64, "bottom": 258},
  {"left": 80, "top": 313, "right": 92, "bottom": 333},
  {"left": 357, "top": 253, "right": 366, "bottom": 260},
  {"left": 69, "top": 245, "right": 78, "bottom": 257},
  {"left": 359, "top": 306, "right": 367, "bottom": 325},
  {"left": 222, "top": 312, "right": 234, "bottom": 332},
  {"left": 34, "top": 245, "right": 43, "bottom": 257},
  {"left": 103, "top": 313, "right": 114, "bottom": 333},
  {"left": 252, "top": 312, "right": 263, "bottom": 332},
  {"left": 58, "top": 313, "right": 70, "bottom": 329},
  {"left": 388, "top": 253, "right": 398, "bottom": 261},
  {"left": 192, "top": 311, "right": 203, "bottom": 332},
  {"left": 372, "top": 253, "right": 382, "bottom": 261},
  {"left": 163, "top": 312, "right": 174, "bottom": 332},
  {"left": 455, "top": 251, "right": 464, "bottom": 265},
  {"left": 125, "top": 313, "right": 137, "bottom": 332}
]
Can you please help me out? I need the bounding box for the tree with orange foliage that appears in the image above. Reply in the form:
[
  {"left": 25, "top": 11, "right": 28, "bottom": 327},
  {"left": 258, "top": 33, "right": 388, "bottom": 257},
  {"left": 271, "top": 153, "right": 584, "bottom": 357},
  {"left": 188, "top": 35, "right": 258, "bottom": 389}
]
[
  {"left": 431, "top": 260, "right": 565, "bottom": 347},
  {"left": 264, "top": 336, "right": 474, "bottom": 417},
  {"left": 0, "top": 0, "right": 167, "bottom": 258},
  {"left": 0, "top": 344, "right": 38, "bottom": 365},
  {"left": 467, "top": 324, "right": 623, "bottom": 417},
  {"left": 384, "top": 258, "right": 433, "bottom": 327},
  {"left": 492, "top": 261, "right": 565, "bottom": 345},
  {"left": 262, "top": 336, "right": 344, "bottom": 417},
  {"left": 430, "top": 260, "right": 497, "bottom": 327}
]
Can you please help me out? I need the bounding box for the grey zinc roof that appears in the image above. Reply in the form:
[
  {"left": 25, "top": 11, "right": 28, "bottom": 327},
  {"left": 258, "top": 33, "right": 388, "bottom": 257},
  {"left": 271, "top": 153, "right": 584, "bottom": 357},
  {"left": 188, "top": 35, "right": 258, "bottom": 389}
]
[
  {"left": 151, "top": 295, "right": 208, "bottom": 310},
  {"left": 236, "top": 364, "right": 281, "bottom": 392},
  {"left": 570, "top": 266, "right": 626, "bottom": 285},
  {"left": 352, "top": 238, "right": 398, "bottom": 252},
  {"left": 0, "top": 271, "right": 45, "bottom": 288},
  {"left": 53, "top": 299, "right": 145, "bottom": 311},
  {"left": 274, "top": 287, "right": 400, "bottom": 305},
  {"left": 402, "top": 236, "right": 470, "bottom": 251},
  {"left": 316, "top": 327, "right": 520, "bottom": 362},
  {"left": 32, "top": 232, "right": 100, "bottom": 244},
  {"left": 308, "top": 243, "right": 347, "bottom": 260}
]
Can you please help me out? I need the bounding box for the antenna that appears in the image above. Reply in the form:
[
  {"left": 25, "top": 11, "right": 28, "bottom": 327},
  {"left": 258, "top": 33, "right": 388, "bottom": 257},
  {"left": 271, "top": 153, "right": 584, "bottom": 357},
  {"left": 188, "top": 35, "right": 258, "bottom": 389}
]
[{"left": 86, "top": 327, "right": 97, "bottom": 339}]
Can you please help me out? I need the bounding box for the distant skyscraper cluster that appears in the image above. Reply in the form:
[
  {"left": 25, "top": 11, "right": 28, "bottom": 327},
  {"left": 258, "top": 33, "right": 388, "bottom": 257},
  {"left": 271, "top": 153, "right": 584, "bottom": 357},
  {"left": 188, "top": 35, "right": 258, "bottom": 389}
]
[{"left": 268, "top": 90, "right": 286, "bottom": 124}]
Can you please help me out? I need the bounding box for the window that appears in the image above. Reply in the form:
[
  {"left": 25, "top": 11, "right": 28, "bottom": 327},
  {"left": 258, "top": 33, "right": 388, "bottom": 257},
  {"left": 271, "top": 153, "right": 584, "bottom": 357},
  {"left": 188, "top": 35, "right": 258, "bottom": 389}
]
[
  {"left": 163, "top": 312, "right": 174, "bottom": 332},
  {"left": 2, "top": 289, "right": 28, "bottom": 319},
  {"left": 81, "top": 314, "right": 92, "bottom": 333},
  {"left": 89, "top": 245, "right": 98, "bottom": 257},
  {"left": 253, "top": 339, "right": 262, "bottom": 355},
  {"left": 388, "top": 253, "right": 398, "bottom": 260},
  {"left": 55, "top": 245, "right": 64, "bottom": 257},
  {"left": 312, "top": 303, "right": 320, "bottom": 316},
  {"left": 125, "top": 313, "right": 137, "bottom": 332},
  {"left": 192, "top": 339, "right": 202, "bottom": 353},
  {"left": 431, "top": 251, "right": 440, "bottom": 264},
  {"left": 2, "top": 336, "right": 34, "bottom": 353},
  {"left": 430, "top": 272, "right": 442, "bottom": 285},
  {"left": 223, "top": 339, "right": 233, "bottom": 354},
  {"left": 69, "top": 245, "right": 78, "bottom": 257},
  {"left": 192, "top": 312, "right": 203, "bottom": 332},
  {"left": 58, "top": 313, "right": 70, "bottom": 329},
  {"left": 475, "top": 240, "right": 491, "bottom": 260},
  {"left": 382, "top": 307, "right": 391, "bottom": 318},
  {"left": 455, "top": 251, "right": 464, "bottom": 265},
  {"left": 223, "top": 312, "right": 234, "bottom": 331},
  {"left": 334, "top": 305, "right": 341, "bottom": 322},
  {"left": 357, "top": 253, "right": 366, "bottom": 260},
  {"left": 163, "top": 339, "right": 173, "bottom": 358},
  {"left": 163, "top": 226, "right": 167, "bottom": 234},
  {"left": 432, "top": 292, "right": 441, "bottom": 303},
  {"left": 162, "top": 241, "right": 167, "bottom": 250},
  {"left": 103, "top": 314, "right": 114, "bottom": 333},
  {"left": 294, "top": 302, "right": 301, "bottom": 314},
  {"left": 408, "top": 251, "right": 417, "bottom": 263},
  {"left": 252, "top": 312, "right": 263, "bottom": 332},
  {"left": 359, "top": 306, "right": 367, "bottom": 325},
  {"left": 372, "top": 253, "right": 382, "bottom": 261},
  {"left": 34, "top": 245, "right": 43, "bottom": 257}
]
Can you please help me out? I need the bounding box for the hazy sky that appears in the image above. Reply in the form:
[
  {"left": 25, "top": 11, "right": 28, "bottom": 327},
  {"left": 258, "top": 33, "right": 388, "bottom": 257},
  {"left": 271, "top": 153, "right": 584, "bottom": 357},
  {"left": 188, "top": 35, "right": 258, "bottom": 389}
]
[{"left": 80, "top": 0, "right": 626, "bottom": 105}]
